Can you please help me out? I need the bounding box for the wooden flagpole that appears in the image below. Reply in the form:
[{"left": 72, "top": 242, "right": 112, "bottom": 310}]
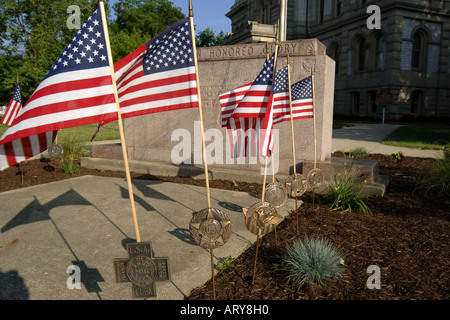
[
  {"left": 311, "top": 67, "right": 317, "bottom": 210},
  {"left": 311, "top": 68, "right": 317, "bottom": 169},
  {"left": 189, "top": 0, "right": 216, "bottom": 299},
  {"left": 189, "top": 0, "right": 211, "bottom": 209},
  {"left": 99, "top": 0, "right": 141, "bottom": 243},
  {"left": 266, "top": 43, "right": 276, "bottom": 186},
  {"left": 253, "top": 35, "right": 280, "bottom": 285},
  {"left": 286, "top": 54, "right": 300, "bottom": 234}
]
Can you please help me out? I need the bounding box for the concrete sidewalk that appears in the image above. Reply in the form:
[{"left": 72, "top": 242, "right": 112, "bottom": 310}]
[
  {"left": 0, "top": 175, "right": 296, "bottom": 300},
  {"left": 332, "top": 123, "right": 444, "bottom": 159}
]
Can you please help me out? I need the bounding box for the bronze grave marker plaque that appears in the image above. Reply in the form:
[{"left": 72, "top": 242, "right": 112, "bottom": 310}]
[{"left": 113, "top": 242, "right": 170, "bottom": 299}]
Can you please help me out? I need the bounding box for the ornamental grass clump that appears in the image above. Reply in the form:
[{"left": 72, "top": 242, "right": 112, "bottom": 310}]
[
  {"left": 415, "top": 152, "right": 450, "bottom": 198},
  {"left": 58, "top": 135, "right": 90, "bottom": 175},
  {"left": 326, "top": 162, "right": 372, "bottom": 214},
  {"left": 275, "top": 237, "right": 344, "bottom": 289}
]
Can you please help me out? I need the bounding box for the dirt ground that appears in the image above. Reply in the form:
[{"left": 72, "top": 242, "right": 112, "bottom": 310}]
[{"left": 0, "top": 153, "right": 448, "bottom": 300}]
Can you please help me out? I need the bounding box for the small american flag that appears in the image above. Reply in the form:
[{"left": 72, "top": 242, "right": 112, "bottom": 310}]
[
  {"left": 0, "top": 6, "right": 117, "bottom": 171},
  {"left": 114, "top": 17, "right": 198, "bottom": 119},
  {"left": 220, "top": 55, "right": 276, "bottom": 158},
  {"left": 274, "top": 76, "right": 314, "bottom": 124},
  {"left": 1, "top": 83, "right": 23, "bottom": 126}
]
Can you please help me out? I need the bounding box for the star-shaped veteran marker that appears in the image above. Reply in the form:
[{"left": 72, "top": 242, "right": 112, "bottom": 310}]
[
  {"left": 113, "top": 242, "right": 170, "bottom": 299},
  {"left": 189, "top": 208, "right": 231, "bottom": 249}
]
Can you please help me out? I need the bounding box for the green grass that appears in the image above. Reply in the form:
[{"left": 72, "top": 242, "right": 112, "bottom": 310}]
[
  {"left": 0, "top": 121, "right": 120, "bottom": 142},
  {"left": 333, "top": 122, "right": 354, "bottom": 130},
  {"left": 382, "top": 125, "right": 450, "bottom": 150}
]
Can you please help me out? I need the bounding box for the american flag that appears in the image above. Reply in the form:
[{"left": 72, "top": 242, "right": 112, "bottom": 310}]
[
  {"left": 225, "top": 117, "right": 264, "bottom": 158},
  {"left": 220, "top": 55, "right": 276, "bottom": 158},
  {"left": 219, "top": 81, "right": 252, "bottom": 127},
  {"left": 0, "top": 6, "right": 117, "bottom": 171},
  {"left": 290, "top": 76, "right": 314, "bottom": 119},
  {"left": 229, "top": 54, "right": 275, "bottom": 119},
  {"left": 113, "top": 17, "right": 198, "bottom": 119},
  {"left": 274, "top": 76, "right": 314, "bottom": 124},
  {"left": 1, "top": 83, "right": 23, "bottom": 126}
]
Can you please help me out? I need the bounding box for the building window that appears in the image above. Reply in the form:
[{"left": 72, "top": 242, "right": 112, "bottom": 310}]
[
  {"left": 368, "top": 91, "right": 378, "bottom": 113},
  {"left": 352, "top": 92, "right": 361, "bottom": 113},
  {"left": 411, "top": 91, "right": 424, "bottom": 114},
  {"left": 319, "top": 0, "right": 325, "bottom": 22},
  {"left": 355, "top": 37, "right": 366, "bottom": 72},
  {"left": 375, "top": 34, "right": 385, "bottom": 70},
  {"left": 261, "top": 1, "right": 268, "bottom": 24},
  {"left": 411, "top": 31, "right": 426, "bottom": 70},
  {"left": 336, "top": 0, "right": 343, "bottom": 16},
  {"left": 328, "top": 43, "right": 341, "bottom": 75}
]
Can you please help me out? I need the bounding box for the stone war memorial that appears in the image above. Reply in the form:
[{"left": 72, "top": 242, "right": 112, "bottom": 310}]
[{"left": 90, "top": 39, "right": 386, "bottom": 195}]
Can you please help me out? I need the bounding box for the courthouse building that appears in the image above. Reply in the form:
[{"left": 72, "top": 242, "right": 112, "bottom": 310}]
[{"left": 224, "top": 0, "right": 450, "bottom": 118}]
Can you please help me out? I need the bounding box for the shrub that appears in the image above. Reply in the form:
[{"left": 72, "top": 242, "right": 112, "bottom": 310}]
[
  {"left": 415, "top": 155, "right": 450, "bottom": 198},
  {"left": 274, "top": 237, "right": 344, "bottom": 289},
  {"left": 326, "top": 163, "right": 372, "bottom": 214}
]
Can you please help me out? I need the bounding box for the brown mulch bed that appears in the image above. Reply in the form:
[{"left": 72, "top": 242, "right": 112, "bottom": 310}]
[{"left": 0, "top": 153, "right": 449, "bottom": 301}]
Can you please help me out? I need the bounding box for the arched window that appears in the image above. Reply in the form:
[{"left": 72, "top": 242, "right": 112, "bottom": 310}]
[
  {"left": 336, "top": 0, "right": 343, "bottom": 16},
  {"left": 375, "top": 34, "right": 385, "bottom": 70},
  {"left": 328, "top": 43, "right": 341, "bottom": 75},
  {"left": 355, "top": 37, "right": 366, "bottom": 72},
  {"left": 411, "top": 31, "right": 426, "bottom": 70},
  {"left": 319, "top": 0, "right": 325, "bottom": 22}
]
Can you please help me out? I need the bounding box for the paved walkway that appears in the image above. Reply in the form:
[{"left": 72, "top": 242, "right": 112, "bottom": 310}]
[
  {"left": 0, "top": 176, "right": 296, "bottom": 300},
  {"left": 332, "top": 123, "right": 444, "bottom": 159}
]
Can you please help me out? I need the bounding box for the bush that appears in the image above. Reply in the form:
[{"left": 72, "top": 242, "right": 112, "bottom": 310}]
[
  {"left": 275, "top": 237, "right": 344, "bottom": 289},
  {"left": 415, "top": 155, "right": 450, "bottom": 198},
  {"left": 326, "top": 163, "right": 372, "bottom": 213}
]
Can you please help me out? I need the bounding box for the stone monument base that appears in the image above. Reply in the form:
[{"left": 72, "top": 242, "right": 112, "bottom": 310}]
[{"left": 84, "top": 143, "right": 388, "bottom": 196}]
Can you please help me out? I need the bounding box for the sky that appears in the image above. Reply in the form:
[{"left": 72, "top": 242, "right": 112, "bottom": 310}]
[{"left": 109, "top": 0, "right": 235, "bottom": 34}]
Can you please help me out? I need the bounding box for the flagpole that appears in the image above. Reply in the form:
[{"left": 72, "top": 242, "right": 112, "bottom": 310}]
[
  {"left": 261, "top": 28, "right": 280, "bottom": 201},
  {"left": 287, "top": 54, "right": 300, "bottom": 234},
  {"left": 287, "top": 54, "right": 296, "bottom": 176},
  {"left": 189, "top": 0, "right": 211, "bottom": 209},
  {"left": 311, "top": 68, "right": 317, "bottom": 169},
  {"left": 99, "top": 0, "right": 141, "bottom": 243},
  {"left": 311, "top": 67, "right": 318, "bottom": 211}
]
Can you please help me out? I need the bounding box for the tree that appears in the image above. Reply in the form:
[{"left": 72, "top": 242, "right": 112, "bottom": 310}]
[
  {"left": 109, "top": 0, "right": 185, "bottom": 62},
  {"left": 0, "top": 0, "right": 187, "bottom": 102},
  {"left": 196, "top": 27, "right": 225, "bottom": 47},
  {"left": 0, "top": 0, "right": 102, "bottom": 102}
]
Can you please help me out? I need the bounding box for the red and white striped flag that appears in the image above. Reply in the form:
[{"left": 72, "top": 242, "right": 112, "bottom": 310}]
[
  {"left": 0, "top": 6, "right": 118, "bottom": 171},
  {"left": 229, "top": 54, "right": 275, "bottom": 119},
  {"left": 225, "top": 117, "right": 264, "bottom": 158},
  {"left": 113, "top": 17, "right": 198, "bottom": 120},
  {"left": 219, "top": 82, "right": 252, "bottom": 127},
  {"left": 220, "top": 55, "right": 276, "bottom": 158},
  {"left": 1, "top": 83, "right": 23, "bottom": 126}
]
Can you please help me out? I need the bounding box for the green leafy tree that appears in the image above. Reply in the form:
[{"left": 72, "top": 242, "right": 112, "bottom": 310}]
[
  {"left": 0, "top": 0, "right": 104, "bottom": 102},
  {"left": 196, "top": 27, "right": 225, "bottom": 47},
  {"left": 110, "top": 0, "right": 184, "bottom": 61}
]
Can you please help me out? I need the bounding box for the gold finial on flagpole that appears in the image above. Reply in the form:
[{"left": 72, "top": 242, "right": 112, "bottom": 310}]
[{"left": 189, "top": 0, "right": 194, "bottom": 17}]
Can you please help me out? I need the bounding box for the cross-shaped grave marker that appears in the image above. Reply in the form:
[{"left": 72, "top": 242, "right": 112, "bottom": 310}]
[{"left": 113, "top": 242, "right": 170, "bottom": 299}]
